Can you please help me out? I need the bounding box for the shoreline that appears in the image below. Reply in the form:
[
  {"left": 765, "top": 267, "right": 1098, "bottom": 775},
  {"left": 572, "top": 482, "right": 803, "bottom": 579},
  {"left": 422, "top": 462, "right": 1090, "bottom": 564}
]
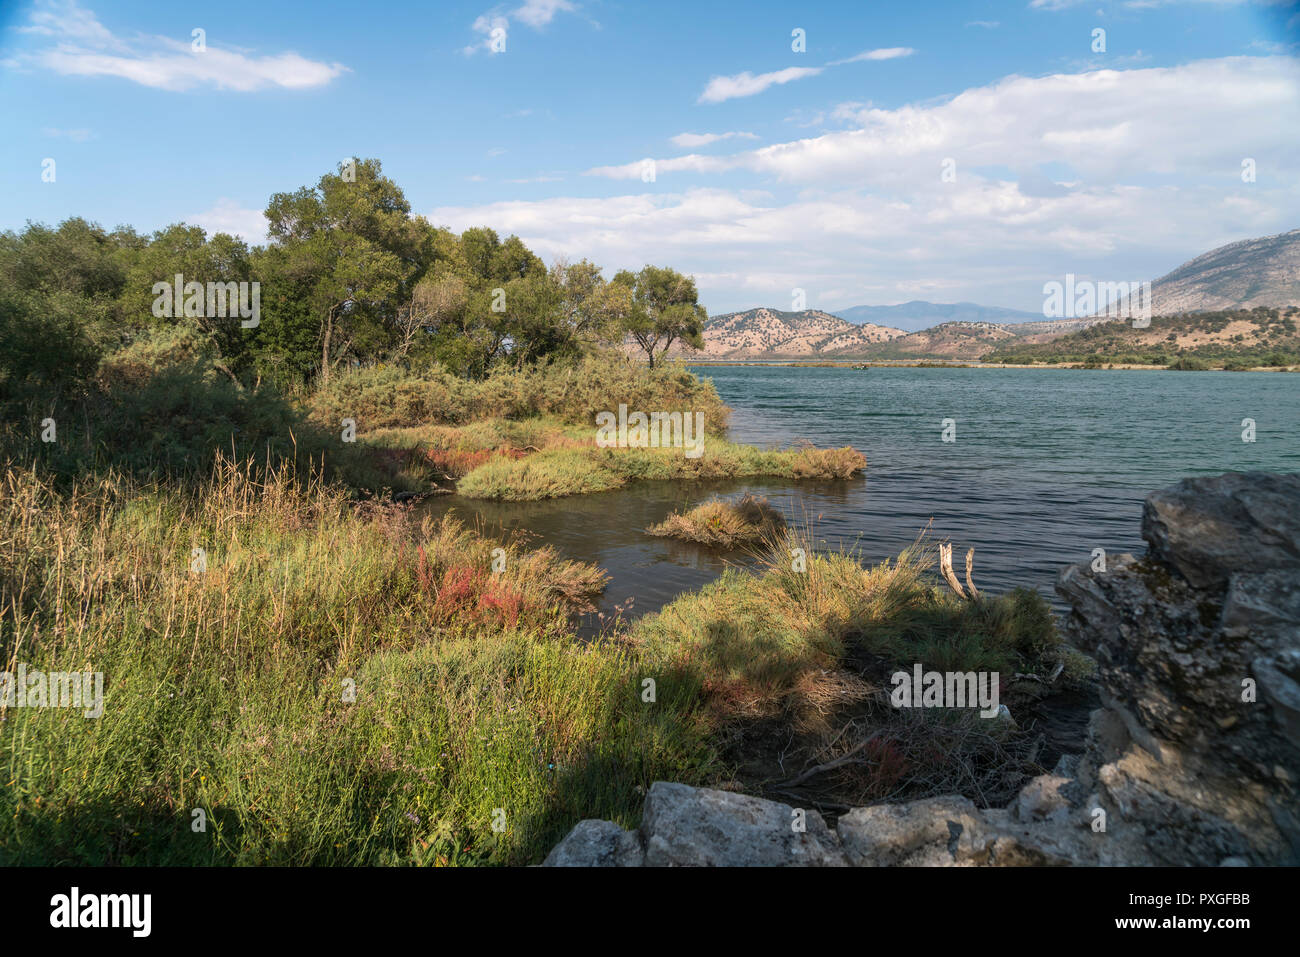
[{"left": 685, "top": 359, "right": 1298, "bottom": 371}]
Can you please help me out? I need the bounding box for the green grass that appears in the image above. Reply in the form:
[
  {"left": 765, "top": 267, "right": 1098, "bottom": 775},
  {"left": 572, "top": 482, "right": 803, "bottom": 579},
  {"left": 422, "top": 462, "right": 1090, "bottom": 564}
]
[
  {"left": 647, "top": 493, "right": 786, "bottom": 548},
  {"left": 0, "top": 456, "right": 712, "bottom": 865},
  {"left": 0, "top": 456, "right": 1074, "bottom": 865},
  {"left": 456, "top": 438, "right": 867, "bottom": 500}
]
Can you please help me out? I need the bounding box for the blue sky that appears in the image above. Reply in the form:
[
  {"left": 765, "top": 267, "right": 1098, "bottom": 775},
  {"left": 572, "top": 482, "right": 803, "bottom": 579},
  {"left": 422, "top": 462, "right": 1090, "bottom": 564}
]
[{"left": 2, "top": 0, "right": 1298, "bottom": 314}]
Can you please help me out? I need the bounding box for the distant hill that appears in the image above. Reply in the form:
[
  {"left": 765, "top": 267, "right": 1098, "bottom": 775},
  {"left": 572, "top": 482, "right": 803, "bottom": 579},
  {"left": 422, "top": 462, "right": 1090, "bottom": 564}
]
[
  {"left": 686, "top": 308, "right": 1098, "bottom": 361},
  {"left": 1136, "top": 228, "right": 1300, "bottom": 314},
  {"left": 686, "top": 307, "right": 905, "bottom": 359},
  {"left": 679, "top": 230, "right": 1300, "bottom": 362},
  {"left": 833, "top": 300, "right": 1043, "bottom": 332},
  {"left": 984, "top": 306, "right": 1300, "bottom": 367}
]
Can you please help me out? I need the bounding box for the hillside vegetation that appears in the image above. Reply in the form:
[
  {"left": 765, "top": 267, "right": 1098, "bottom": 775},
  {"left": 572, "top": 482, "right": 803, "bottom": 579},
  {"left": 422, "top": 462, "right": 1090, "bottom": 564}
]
[{"left": 982, "top": 307, "right": 1300, "bottom": 368}]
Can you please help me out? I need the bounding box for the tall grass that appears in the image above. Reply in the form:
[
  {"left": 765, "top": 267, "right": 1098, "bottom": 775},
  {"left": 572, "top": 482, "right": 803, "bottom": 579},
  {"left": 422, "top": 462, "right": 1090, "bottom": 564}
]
[
  {"left": 647, "top": 493, "right": 786, "bottom": 548},
  {"left": 303, "top": 354, "right": 731, "bottom": 434},
  {"left": 0, "top": 456, "right": 711, "bottom": 864},
  {"left": 1, "top": 459, "right": 1074, "bottom": 864},
  {"left": 456, "top": 439, "right": 867, "bottom": 500}
]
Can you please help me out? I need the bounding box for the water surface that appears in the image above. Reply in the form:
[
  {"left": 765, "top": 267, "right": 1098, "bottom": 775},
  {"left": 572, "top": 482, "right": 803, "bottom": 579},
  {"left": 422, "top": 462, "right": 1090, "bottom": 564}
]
[{"left": 424, "top": 367, "right": 1300, "bottom": 631}]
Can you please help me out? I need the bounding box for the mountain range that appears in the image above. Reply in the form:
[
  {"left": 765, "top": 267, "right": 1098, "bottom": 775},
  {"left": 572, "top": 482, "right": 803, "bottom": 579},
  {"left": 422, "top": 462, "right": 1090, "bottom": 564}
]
[{"left": 684, "top": 229, "right": 1300, "bottom": 361}]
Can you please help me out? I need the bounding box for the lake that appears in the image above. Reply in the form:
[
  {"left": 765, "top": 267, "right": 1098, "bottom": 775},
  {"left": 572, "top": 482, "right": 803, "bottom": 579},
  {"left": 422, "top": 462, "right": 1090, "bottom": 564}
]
[{"left": 424, "top": 367, "right": 1300, "bottom": 633}]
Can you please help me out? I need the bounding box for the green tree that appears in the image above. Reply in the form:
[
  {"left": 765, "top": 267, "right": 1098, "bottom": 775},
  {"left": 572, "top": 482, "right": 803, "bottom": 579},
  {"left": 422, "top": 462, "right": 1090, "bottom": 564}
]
[
  {"left": 612, "top": 265, "right": 707, "bottom": 368},
  {"left": 263, "top": 159, "right": 423, "bottom": 383}
]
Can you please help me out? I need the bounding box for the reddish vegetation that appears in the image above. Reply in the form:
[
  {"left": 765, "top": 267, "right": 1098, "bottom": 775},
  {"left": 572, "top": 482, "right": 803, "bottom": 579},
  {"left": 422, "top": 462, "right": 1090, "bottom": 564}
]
[
  {"left": 415, "top": 545, "right": 530, "bottom": 628},
  {"left": 423, "top": 446, "right": 528, "bottom": 479}
]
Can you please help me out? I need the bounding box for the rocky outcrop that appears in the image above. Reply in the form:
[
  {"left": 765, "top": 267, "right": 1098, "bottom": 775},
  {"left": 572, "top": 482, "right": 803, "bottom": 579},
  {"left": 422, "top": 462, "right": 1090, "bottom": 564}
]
[{"left": 544, "top": 472, "right": 1300, "bottom": 866}]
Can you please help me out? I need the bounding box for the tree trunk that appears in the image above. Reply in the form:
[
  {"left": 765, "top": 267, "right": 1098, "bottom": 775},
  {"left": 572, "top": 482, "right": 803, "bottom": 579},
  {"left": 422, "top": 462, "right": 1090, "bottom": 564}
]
[{"left": 321, "top": 309, "right": 334, "bottom": 384}]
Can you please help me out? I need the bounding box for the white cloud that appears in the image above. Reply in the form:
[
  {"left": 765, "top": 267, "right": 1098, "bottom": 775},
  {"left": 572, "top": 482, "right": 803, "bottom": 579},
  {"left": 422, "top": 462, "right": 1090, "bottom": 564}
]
[
  {"left": 698, "top": 67, "right": 823, "bottom": 103},
  {"left": 439, "top": 56, "right": 1300, "bottom": 313},
  {"left": 604, "top": 57, "right": 1300, "bottom": 187},
  {"left": 669, "top": 131, "right": 758, "bottom": 148},
  {"left": 512, "top": 0, "right": 576, "bottom": 28},
  {"left": 828, "top": 47, "right": 915, "bottom": 65},
  {"left": 435, "top": 179, "right": 1295, "bottom": 314},
  {"left": 464, "top": 1, "right": 579, "bottom": 54},
  {"left": 42, "top": 126, "right": 92, "bottom": 141},
  {"left": 188, "top": 199, "right": 269, "bottom": 244},
  {"left": 12, "top": 1, "right": 346, "bottom": 91},
  {"left": 465, "top": 14, "right": 509, "bottom": 55},
  {"left": 700, "top": 46, "right": 916, "bottom": 103},
  {"left": 966, "top": 21, "right": 1000, "bottom": 29},
  {"left": 18, "top": 0, "right": 120, "bottom": 48}
]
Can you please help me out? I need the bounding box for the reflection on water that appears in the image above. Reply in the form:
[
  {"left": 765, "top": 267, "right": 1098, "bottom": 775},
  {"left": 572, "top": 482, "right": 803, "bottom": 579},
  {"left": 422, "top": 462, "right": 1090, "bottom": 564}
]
[
  {"left": 420, "top": 478, "right": 815, "bottom": 638},
  {"left": 420, "top": 367, "right": 1300, "bottom": 633}
]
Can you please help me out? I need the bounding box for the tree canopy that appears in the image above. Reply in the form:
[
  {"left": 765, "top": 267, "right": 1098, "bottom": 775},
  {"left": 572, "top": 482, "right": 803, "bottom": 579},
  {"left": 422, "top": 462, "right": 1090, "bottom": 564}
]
[{"left": 0, "top": 158, "right": 706, "bottom": 395}]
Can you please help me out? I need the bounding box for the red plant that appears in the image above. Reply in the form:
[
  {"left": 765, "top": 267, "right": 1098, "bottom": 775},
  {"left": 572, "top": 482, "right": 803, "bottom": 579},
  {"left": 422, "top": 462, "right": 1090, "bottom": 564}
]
[{"left": 424, "top": 445, "right": 531, "bottom": 479}]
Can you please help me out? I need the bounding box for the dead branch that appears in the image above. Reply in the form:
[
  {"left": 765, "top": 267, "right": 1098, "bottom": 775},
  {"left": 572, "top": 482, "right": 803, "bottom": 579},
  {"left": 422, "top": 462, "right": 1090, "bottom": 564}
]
[
  {"left": 939, "top": 543, "right": 966, "bottom": 598},
  {"left": 964, "top": 547, "right": 980, "bottom": 599}
]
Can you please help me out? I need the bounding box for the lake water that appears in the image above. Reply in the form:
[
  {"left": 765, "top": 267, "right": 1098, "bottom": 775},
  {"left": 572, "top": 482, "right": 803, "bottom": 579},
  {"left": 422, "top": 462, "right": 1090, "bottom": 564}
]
[{"left": 425, "top": 367, "right": 1300, "bottom": 633}]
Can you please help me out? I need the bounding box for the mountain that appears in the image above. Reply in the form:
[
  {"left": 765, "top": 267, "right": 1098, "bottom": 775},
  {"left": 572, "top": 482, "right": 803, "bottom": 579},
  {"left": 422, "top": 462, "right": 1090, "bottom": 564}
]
[
  {"left": 833, "top": 300, "right": 1043, "bottom": 332},
  {"left": 688, "top": 307, "right": 905, "bottom": 359},
  {"left": 683, "top": 230, "right": 1300, "bottom": 362},
  {"left": 688, "top": 309, "right": 1096, "bottom": 361},
  {"left": 1139, "top": 228, "right": 1300, "bottom": 314}
]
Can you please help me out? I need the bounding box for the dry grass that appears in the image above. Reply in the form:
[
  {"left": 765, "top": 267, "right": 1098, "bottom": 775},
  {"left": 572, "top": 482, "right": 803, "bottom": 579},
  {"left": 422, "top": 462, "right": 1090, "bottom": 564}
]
[{"left": 647, "top": 493, "right": 787, "bottom": 548}]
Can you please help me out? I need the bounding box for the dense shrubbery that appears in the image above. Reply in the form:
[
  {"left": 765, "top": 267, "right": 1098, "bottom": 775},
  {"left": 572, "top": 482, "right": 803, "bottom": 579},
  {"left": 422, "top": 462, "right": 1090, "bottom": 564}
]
[{"left": 303, "top": 352, "right": 730, "bottom": 434}]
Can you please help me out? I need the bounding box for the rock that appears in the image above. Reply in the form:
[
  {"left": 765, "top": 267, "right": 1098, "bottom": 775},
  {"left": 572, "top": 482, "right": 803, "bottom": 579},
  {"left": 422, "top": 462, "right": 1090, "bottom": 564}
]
[
  {"left": 1016, "top": 775, "right": 1073, "bottom": 825},
  {"left": 541, "top": 819, "right": 643, "bottom": 867},
  {"left": 639, "top": 782, "right": 846, "bottom": 867},
  {"left": 543, "top": 473, "right": 1300, "bottom": 866},
  {"left": 837, "top": 796, "right": 987, "bottom": 866},
  {"left": 1142, "top": 472, "right": 1300, "bottom": 590},
  {"left": 1253, "top": 649, "right": 1300, "bottom": 741}
]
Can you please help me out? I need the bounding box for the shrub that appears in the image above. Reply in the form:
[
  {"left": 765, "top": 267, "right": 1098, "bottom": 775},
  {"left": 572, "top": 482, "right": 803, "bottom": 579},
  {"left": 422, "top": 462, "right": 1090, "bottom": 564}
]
[{"left": 647, "top": 493, "right": 786, "bottom": 548}]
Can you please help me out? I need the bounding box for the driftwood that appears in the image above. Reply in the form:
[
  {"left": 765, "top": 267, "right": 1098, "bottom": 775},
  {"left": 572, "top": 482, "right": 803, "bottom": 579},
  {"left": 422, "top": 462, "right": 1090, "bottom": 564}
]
[
  {"left": 939, "top": 543, "right": 965, "bottom": 598},
  {"left": 940, "top": 544, "right": 981, "bottom": 600}
]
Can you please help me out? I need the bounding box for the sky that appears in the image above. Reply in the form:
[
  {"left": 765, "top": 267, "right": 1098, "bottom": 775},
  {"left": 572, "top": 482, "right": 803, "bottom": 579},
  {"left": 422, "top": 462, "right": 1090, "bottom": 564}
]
[{"left": 2, "top": 0, "right": 1298, "bottom": 315}]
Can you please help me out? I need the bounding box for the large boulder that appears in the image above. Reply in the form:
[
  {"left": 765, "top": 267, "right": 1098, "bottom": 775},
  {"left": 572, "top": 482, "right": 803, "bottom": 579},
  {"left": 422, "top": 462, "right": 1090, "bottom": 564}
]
[{"left": 1142, "top": 472, "right": 1300, "bottom": 589}]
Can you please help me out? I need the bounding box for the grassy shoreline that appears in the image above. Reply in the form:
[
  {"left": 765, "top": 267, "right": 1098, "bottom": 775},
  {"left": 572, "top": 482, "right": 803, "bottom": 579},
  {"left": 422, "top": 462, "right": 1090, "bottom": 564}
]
[
  {"left": 1, "top": 352, "right": 1091, "bottom": 866},
  {"left": 0, "top": 456, "right": 1088, "bottom": 865}
]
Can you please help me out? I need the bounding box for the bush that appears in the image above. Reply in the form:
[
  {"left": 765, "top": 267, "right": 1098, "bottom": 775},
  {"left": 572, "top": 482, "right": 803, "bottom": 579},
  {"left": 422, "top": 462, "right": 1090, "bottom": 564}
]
[
  {"left": 305, "top": 355, "right": 731, "bottom": 435},
  {"left": 647, "top": 493, "right": 786, "bottom": 548}
]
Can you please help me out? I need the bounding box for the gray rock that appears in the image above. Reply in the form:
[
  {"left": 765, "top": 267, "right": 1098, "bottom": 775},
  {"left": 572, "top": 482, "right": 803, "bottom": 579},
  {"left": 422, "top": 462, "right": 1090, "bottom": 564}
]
[
  {"left": 639, "top": 782, "right": 846, "bottom": 867},
  {"left": 542, "top": 819, "right": 643, "bottom": 867},
  {"left": 837, "top": 796, "right": 987, "bottom": 866},
  {"left": 1016, "top": 775, "right": 1074, "bottom": 824},
  {"left": 1142, "top": 472, "right": 1300, "bottom": 590},
  {"left": 1253, "top": 649, "right": 1300, "bottom": 741}
]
